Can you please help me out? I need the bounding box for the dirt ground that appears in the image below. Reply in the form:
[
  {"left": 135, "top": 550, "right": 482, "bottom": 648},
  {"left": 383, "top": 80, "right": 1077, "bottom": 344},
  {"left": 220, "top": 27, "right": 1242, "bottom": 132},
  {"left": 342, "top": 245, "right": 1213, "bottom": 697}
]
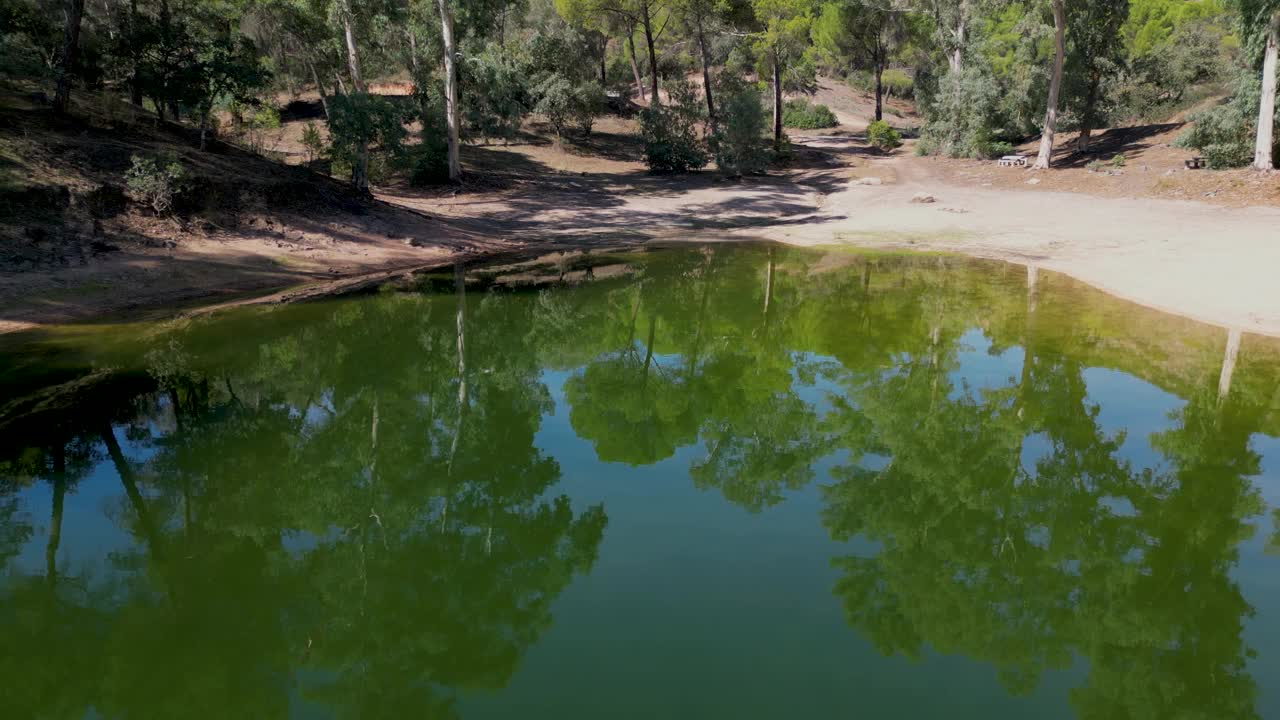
[{"left": 2, "top": 83, "right": 1279, "bottom": 338}]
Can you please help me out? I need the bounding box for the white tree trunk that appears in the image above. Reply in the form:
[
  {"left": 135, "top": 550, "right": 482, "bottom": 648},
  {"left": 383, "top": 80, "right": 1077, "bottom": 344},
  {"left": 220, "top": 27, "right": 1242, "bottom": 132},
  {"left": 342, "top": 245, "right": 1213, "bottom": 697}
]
[
  {"left": 1254, "top": 18, "right": 1278, "bottom": 171},
  {"left": 338, "top": 0, "right": 364, "bottom": 92},
  {"left": 438, "top": 0, "right": 462, "bottom": 181},
  {"left": 949, "top": 4, "right": 967, "bottom": 73},
  {"left": 1033, "top": 0, "right": 1066, "bottom": 170}
]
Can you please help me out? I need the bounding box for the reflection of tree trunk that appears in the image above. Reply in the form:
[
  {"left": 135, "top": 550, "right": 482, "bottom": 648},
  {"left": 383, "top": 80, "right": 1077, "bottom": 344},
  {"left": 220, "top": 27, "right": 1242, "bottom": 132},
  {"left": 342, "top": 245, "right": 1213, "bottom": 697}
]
[
  {"left": 641, "top": 314, "right": 657, "bottom": 385},
  {"left": 46, "top": 445, "right": 67, "bottom": 587},
  {"left": 447, "top": 263, "right": 468, "bottom": 477},
  {"left": 1019, "top": 266, "right": 1039, "bottom": 415},
  {"left": 1218, "top": 327, "right": 1242, "bottom": 405},
  {"left": 762, "top": 247, "right": 776, "bottom": 331},
  {"left": 101, "top": 424, "right": 164, "bottom": 562}
]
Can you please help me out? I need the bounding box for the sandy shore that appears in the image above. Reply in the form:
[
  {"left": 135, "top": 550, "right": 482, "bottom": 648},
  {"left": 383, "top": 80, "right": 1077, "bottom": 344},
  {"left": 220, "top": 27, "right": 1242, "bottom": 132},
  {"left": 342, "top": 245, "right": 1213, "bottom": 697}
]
[{"left": 750, "top": 140, "right": 1280, "bottom": 338}]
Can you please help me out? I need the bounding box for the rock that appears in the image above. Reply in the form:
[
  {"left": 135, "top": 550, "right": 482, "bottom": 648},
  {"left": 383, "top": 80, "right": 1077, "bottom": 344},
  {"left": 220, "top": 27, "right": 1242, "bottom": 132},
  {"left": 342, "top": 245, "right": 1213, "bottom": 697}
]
[
  {"left": 856, "top": 176, "right": 883, "bottom": 186},
  {"left": 1026, "top": 177, "right": 1041, "bottom": 185},
  {"left": 910, "top": 193, "right": 936, "bottom": 204}
]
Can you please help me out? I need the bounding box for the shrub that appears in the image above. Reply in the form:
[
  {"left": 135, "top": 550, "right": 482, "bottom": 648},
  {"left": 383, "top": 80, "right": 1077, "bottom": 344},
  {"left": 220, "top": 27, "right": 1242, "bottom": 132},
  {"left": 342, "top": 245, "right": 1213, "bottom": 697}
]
[
  {"left": 918, "top": 66, "right": 1006, "bottom": 159},
  {"left": 1086, "top": 159, "right": 1103, "bottom": 172},
  {"left": 533, "top": 75, "right": 604, "bottom": 138},
  {"left": 866, "top": 120, "right": 901, "bottom": 151},
  {"left": 125, "top": 154, "right": 186, "bottom": 215},
  {"left": 463, "top": 47, "right": 529, "bottom": 142},
  {"left": 1109, "top": 153, "right": 1126, "bottom": 168},
  {"left": 326, "top": 92, "right": 408, "bottom": 183},
  {"left": 782, "top": 98, "right": 838, "bottom": 129},
  {"left": 711, "top": 80, "right": 770, "bottom": 176},
  {"left": 410, "top": 97, "right": 452, "bottom": 186},
  {"left": 640, "top": 80, "right": 709, "bottom": 173},
  {"left": 301, "top": 123, "right": 324, "bottom": 164}
]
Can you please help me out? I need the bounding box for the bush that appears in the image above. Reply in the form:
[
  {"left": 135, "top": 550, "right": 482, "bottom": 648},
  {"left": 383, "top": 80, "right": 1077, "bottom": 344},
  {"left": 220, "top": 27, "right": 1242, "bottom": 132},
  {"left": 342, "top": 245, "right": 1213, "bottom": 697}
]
[
  {"left": 410, "top": 96, "right": 451, "bottom": 186},
  {"left": 782, "top": 98, "right": 838, "bottom": 129},
  {"left": 326, "top": 92, "right": 408, "bottom": 183},
  {"left": 1110, "top": 153, "right": 1126, "bottom": 168},
  {"left": 301, "top": 123, "right": 324, "bottom": 164},
  {"left": 711, "top": 80, "right": 770, "bottom": 176},
  {"left": 533, "top": 74, "right": 604, "bottom": 138},
  {"left": 866, "top": 120, "right": 901, "bottom": 151},
  {"left": 463, "top": 47, "right": 528, "bottom": 142},
  {"left": 640, "top": 80, "right": 709, "bottom": 174},
  {"left": 125, "top": 154, "right": 186, "bottom": 215},
  {"left": 918, "top": 66, "right": 1006, "bottom": 159}
]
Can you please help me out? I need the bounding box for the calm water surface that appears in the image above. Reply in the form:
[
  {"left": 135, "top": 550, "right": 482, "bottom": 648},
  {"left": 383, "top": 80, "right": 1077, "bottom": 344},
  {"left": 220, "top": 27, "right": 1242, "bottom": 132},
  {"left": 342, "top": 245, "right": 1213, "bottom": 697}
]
[{"left": 2, "top": 244, "right": 1279, "bottom": 718}]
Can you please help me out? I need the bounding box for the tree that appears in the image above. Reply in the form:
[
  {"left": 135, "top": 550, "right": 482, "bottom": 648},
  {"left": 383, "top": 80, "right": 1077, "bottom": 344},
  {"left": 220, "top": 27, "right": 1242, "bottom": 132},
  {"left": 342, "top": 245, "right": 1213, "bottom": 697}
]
[
  {"left": 813, "top": 0, "right": 908, "bottom": 121},
  {"left": 52, "top": 0, "right": 86, "bottom": 113},
  {"left": 437, "top": 0, "right": 463, "bottom": 180},
  {"left": 1249, "top": 3, "right": 1279, "bottom": 169},
  {"left": 1034, "top": 0, "right": 1067, "bottom": 169},
  {"left": 753, "top": 0, "right": 816, "bottom": 148},
  {"left": 557, "top": 0, "right": 667, "bottom": 105},
  {"left": 1065, "top": 0, "right": 1128, "bottom": 152}
]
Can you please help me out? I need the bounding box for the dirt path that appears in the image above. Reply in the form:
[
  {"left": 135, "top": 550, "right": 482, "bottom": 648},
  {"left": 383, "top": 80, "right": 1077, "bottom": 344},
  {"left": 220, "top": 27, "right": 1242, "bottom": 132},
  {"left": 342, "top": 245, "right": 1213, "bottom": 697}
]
[{"left": 747, "top": 134, "right": 1280, "bottom": 337}]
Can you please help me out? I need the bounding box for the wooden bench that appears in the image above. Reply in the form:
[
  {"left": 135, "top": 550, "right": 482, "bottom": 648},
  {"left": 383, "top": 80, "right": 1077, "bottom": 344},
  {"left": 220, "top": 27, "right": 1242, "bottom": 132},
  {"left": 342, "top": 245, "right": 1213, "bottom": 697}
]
[
  {"left": 1185, "top": 156, "right": 1206, "bottom": 169},
  {"left": 997, "top": 155, "right": 1028, "bottom": 167}
]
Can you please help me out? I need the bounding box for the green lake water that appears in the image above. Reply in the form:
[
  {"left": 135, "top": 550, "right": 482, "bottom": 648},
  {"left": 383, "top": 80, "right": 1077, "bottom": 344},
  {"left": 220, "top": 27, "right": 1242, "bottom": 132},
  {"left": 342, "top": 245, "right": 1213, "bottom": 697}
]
[{"left": 2, "top": 243, "right": 1279, "bottom": 718}]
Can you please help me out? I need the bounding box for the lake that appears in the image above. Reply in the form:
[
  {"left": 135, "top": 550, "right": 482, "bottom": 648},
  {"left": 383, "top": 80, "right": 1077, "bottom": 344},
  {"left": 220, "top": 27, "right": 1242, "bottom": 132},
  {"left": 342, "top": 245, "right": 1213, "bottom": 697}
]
[{"left": 2, "top": 243, "right": 1278, "bottom": 719}]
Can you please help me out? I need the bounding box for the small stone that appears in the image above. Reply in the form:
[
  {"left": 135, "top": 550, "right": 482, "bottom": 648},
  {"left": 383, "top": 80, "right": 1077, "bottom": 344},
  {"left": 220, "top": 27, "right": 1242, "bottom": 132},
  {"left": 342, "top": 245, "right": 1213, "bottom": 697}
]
[
  {"left": 1026, "top": 177, "right": 1041, "bottom": 185},
  {"left": 856, "top": 176, "right": 883, "bottom": 186},
  {"left": 910, "top": 193, "right": 936, "bottom": 204}
]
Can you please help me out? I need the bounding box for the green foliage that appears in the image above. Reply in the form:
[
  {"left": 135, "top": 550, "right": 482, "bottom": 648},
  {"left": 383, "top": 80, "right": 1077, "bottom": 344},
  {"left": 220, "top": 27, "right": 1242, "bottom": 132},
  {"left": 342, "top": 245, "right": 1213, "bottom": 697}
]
[
  {"left": 533, "top": 75, "right": 605, "bottom": 138},
  {"left": 1110, "top": 152, "right": 1126, "bottom": 167},
  {"left": 463, "top": 45, "right": 528, "bottom": 142},
  {"left": 640, "top": 80, "right": 709, "bottom": 173},
  {"left": 301, "top": 123, "right": 324, "bottom": 164},
  {"left": 711, "top": 78, "right": 771, "bottom": 175},
  {"left": 782, "top": 98, "right": 838, "bottom": 128},
  {"left": 125, "top": 153, "right": 186, "bottom": 215},
  {"left": 865, "top": 119, "right": 901, "bottom": 150},
  {"left": 918, "top": 66, "right": 1009, "bottom": 159},
  {"left": 326, "top": 92, "right": 408, "bottom": 170}
]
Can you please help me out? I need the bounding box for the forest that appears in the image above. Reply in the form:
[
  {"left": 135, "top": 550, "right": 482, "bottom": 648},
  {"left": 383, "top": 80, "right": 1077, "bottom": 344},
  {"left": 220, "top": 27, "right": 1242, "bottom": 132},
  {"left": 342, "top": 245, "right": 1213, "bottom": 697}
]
[{"left": 2, "top": 0, "right": 1277, "bottom": 190}]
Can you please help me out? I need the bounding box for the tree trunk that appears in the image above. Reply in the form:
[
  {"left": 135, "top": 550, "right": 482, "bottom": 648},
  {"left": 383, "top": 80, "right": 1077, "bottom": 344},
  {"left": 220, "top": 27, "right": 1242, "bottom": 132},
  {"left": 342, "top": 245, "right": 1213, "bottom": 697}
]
[
  {"left": 949, "top": 2, "right": 967, "bottom": 73},
  {"left": 628, "top": 29, "right": 647, "bottom": 105},
  {"left": 333, "top": 70, "right": 348, "bottom": 96},
  {"left": 337, "top": 0, "right": 370, "bottom": 190},
  {"left": 1033, "top": 0, "right": 1066, "bottom": 170},
  {"left": 641, "top": 0, "right": 660, "bottom": 106},
  {"left": 697, "top": 23, "right": 716, "bottom": 130},
  {"left": 438, "top": 0, "right": 462, "bottom": 181},
  {"left": 1254, "top": 17, "right": 1278, "bottom": 171},
  {"left": 598, "top": 34, "right": 608, "bottom": 84},
  {"left": 129, "top": 0, "right": 142, "bottom": 106},
  {"left": 772, "top": 52, "right": 783, "bottom": 149},
  {"left": 1076, "top": 73, "right": 1100, "bottom": 153},
  {"left": 874, "top": 61, "right": 884, "bottom": 122},
  {"left": 53, "top": 0, "right": 86, "bottom": 114},
  {"left": 307, "top": 58, "right": 331, "bottom": 120},
  {"left": 338, "top": 0, "right": 365, "bottom": 92},
  {"left": 407, "top": 29, "right": 421, "bottom": 82}
]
